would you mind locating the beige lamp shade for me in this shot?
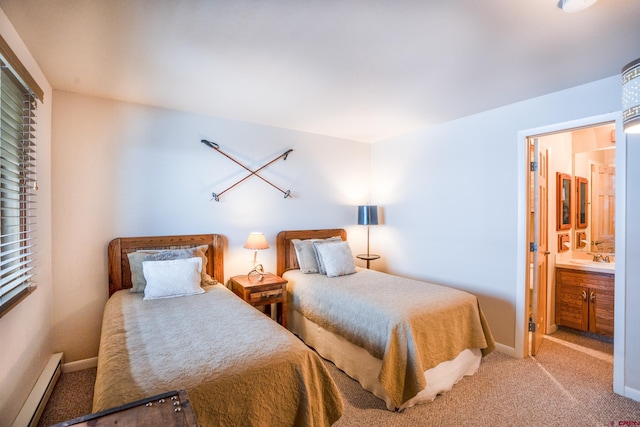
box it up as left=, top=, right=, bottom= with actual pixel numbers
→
left=243, top=232, right=269, bottom=250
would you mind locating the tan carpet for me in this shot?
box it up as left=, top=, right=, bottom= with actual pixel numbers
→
left=37, top=367, right=95, bottom=426
left=37, top=332, right=640, bottom=426
left=331, top=338, right=638, bottom=426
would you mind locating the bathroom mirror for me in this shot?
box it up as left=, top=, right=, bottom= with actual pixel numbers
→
left=575, top=176, right=588, bottom=229
left=572, top=123, right=616, bottom=253
left=556, top=173, right=571, bottom=230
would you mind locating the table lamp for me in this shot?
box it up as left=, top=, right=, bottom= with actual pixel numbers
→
left=244, top=232, right=269, bottom=280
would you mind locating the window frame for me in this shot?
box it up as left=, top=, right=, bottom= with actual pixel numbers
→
left=0, top=35, right=40, bottom=317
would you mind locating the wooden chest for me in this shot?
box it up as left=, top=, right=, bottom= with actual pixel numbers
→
left=51, top=389, right=198, bottom=427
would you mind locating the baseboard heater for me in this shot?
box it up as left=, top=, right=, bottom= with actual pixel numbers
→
left=12, top=353, right=63, bottom=427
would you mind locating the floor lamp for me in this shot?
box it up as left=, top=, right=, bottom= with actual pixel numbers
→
left=356, top=205, right=380, bottom=268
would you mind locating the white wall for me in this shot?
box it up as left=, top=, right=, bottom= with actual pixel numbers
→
left=51, top=91, right=372, bottom=362
left=625, top=132, right=640, bottom=395
left=0, top=8, right=53, bottom=426
left=370, top=75, right=639, bottom=397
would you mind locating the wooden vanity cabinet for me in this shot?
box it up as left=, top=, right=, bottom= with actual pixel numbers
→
left=555, top=267, right=614, bottom=337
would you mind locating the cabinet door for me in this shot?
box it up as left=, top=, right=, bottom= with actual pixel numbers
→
left=556, top=283, right=588, bottom=331
left=590, top=287, right=614, bottom=337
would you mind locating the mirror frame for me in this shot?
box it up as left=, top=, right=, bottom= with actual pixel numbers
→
left=575, top=176, right=588, bottom=229
left=556, top=172, right=572, bottom=230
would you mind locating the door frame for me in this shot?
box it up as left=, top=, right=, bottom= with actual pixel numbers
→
left=528, top=137, right=548, bottom=356
left=515, top=112, right=626, bottom=395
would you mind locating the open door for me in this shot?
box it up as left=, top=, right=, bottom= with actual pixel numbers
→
left=591, top=164, right=615, bottom=253
left=528, top=138, right=549, bottom=356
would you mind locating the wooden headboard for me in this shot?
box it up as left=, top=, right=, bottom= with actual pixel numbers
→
left=107, top=234, right=225, bottom=297
left=276, top=229, right=346, bottom=276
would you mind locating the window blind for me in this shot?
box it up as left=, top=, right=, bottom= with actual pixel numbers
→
left=0, top=55, right=38, bottom=317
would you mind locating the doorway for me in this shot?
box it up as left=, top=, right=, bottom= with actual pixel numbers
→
left=526, top=122, right=616, bottom=356
left=518, top=112, right=626, bottom=397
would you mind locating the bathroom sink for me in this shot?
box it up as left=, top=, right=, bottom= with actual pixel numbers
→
left=569, top=259, right=615, bottom=270
left=570, top=259, right=595, bottom=264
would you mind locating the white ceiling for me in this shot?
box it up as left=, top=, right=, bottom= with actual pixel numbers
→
left=1, top=0, right=639, bottom=143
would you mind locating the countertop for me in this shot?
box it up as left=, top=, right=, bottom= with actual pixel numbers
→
left=555, top=258, right=615, bottom=274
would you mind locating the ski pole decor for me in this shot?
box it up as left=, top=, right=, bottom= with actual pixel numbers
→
left=201, top=139, right=293, bottom=202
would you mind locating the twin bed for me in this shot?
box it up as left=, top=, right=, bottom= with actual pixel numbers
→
left=94, top=234, right=343, bottom=427
left=94, top=230, right=494, bottom=426
left=276, top=229, right=495, bottom=411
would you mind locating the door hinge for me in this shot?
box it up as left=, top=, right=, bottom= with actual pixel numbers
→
left=529, top=242, right=537, bottom=252
left=530, top=161, right=538, bottom=172
left=528, top=321, right=536, bottom=332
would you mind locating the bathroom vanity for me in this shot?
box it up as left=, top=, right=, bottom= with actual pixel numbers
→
left=555, top=264, right=614, bottom=337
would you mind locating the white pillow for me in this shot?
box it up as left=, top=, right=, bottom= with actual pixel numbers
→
left=143, top=245, right=215, bottom=286
left=142, top=257, right=204, bottom=300
left=292, top=237, right=341, bottom=274
left=314, top=241, right=356, bottom=277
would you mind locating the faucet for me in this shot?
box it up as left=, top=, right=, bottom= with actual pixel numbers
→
left=587, top=253, right=611, bottom=263
left=588, top=253, right=604, bottom=262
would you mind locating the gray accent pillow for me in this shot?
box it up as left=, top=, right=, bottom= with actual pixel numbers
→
left=127, top=250, right=160, bottom=293
left=292, top=239, right=320, bottom=273
left=314, top=240, right=356, bottom=277
left=312, top=237, right=344, bottom=275
left=292, top=237, right=341, bottom=274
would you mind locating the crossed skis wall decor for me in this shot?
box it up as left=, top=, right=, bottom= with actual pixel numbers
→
left=201, top=139, right=293, bottom=202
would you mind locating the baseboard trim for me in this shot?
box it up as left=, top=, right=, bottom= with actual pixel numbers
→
left=624, top=385, right=640, bottom=402
left=12, top=353, right=63, bottom=427
left=63, top=357, right=98, bottom=373
left=493, top=342, right=515, bottom=357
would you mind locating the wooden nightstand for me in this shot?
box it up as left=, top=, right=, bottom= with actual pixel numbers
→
left=230, top=273, right=287, bottom=327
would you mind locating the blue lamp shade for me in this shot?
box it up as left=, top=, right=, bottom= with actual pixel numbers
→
left=358, top=205, right=378, bottom=226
